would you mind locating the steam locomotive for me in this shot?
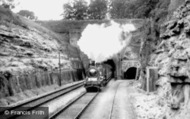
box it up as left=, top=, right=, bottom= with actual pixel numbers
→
left=84, top=63, right=112, bottom=91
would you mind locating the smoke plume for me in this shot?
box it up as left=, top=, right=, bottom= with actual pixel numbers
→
left=77, top=20, right=136, bottom=63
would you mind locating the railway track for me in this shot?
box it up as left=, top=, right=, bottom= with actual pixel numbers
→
left=0, top=81, right=84, bottom=119
left=50, top=92, right=99, bottom=119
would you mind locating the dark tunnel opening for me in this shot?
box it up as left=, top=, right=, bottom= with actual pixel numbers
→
left=103, top=59, right=116, bottom=78
left=124, top=67, right=137, bottom=79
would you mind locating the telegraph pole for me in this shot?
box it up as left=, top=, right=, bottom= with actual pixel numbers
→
left=58, top=49, right=62, bottom=86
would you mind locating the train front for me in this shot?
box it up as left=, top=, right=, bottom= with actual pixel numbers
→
left=84, top=66, right=104, bottom=91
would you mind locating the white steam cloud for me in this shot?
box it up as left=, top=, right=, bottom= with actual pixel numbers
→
left=77, top=21, right=136, bottom=63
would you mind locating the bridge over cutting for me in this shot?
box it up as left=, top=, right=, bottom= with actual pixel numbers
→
left=44, top=19, right=144, bottom=80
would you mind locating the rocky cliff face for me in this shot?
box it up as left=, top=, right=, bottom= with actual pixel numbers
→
left=0, top=7, right=84, bottom=106
left=154, top=0, right=190, bottom=100
left=137, top=0, right=190, bottom=118
left=138, top=0, right=186, bottom=88
left=0, top=22, right=71, bottom=72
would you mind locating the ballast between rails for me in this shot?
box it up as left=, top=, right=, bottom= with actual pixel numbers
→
left=50, top=92, right=99, bottom=119
left=74, top=92, right=99, bottom=119
left=49, top=92, right=87, bottom=119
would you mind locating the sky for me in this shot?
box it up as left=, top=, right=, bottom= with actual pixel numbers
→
left=12, top=0, right=90, bottom=20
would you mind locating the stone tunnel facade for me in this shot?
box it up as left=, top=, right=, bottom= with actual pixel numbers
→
left=121, top=60, right=141, bottom=80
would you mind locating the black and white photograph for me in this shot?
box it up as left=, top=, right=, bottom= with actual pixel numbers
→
left=0, top=0, right=190, bottom=119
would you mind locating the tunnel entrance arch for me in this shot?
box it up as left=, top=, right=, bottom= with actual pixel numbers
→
left=124, top=67, right=137, bottom=79
left=103, top=59, right=116, bottom=78
left=122, top=60, right=140, bottom=80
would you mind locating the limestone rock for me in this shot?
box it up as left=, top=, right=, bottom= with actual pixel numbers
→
left=0, top=7, right=84, bottom=101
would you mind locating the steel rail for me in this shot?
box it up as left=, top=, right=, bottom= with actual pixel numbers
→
left=49, top=92, right=86, bottom=119
left=74, top=92, right=99, bottom=119
left=50, top=92, right=99, bottom=119
left=0, top=81, right=84, bottom=119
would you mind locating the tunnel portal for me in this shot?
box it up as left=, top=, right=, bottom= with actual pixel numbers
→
left=123, top=67, right=137, bottom=79
left=103, top=59, right=116, bottom=78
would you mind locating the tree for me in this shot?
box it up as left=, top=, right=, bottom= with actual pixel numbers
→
left=109, top=0, right=160, bottom=19
left=109, top=0, right=129, bottom=19
left=17, top=10, right=36, bottom=20
left=62, top=0, right=88, bottom=20
left=87, top=0, right=108, bottom=20
left=1, top=0, right=19, bottom=9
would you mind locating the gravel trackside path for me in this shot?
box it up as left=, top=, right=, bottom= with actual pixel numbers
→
left=111, top=80, right=137, bottom=119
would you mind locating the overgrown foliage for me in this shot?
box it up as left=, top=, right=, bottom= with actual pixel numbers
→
left=17, top=10, right=37, bottom=20
left=62, top=0, right=88, bottom=20
left=62, top=0, right=162, bottom=20
left=62, top=0, right=108, bottom=20
left=1, top=0, right=19, bottom=9
left=109, top=0, right=159, bottom=19
left=87, top=0, right=108, bottom=20
left=109, top=0, right=130, bottom=19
